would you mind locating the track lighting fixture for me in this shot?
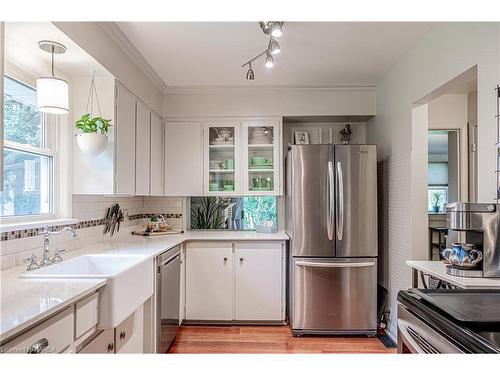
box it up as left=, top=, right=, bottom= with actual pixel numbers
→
left=241, top=22, right=285, bottom=80
left=259, top=22, right=284, bottom=38
left=246, top=62, right=255, bottom=80
left=268, top=37, right=280, bottom=55
left=265, top=51, right=274, bottom=68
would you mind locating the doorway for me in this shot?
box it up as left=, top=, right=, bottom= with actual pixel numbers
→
left=410, top=66, right=478, bottom=261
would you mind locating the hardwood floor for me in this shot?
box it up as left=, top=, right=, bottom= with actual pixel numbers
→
left=168, top=325, right=396, bottom=354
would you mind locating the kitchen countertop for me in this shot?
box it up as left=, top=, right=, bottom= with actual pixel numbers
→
left=0, top=230, right=288, bottom=342
left=406, top=260, right=500, bottom=289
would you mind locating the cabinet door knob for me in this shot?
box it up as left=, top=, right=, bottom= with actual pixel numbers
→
left=223, top=257, right=228, bottom=262
left=107, top=342, right=114, bottom=352
left=240, top=257, right=244, bottom=262
left=120, top=331, right=126, bottom=340
left=27, top=338, right=49, bottom=354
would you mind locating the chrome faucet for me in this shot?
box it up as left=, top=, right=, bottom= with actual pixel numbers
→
left=39, top=226, right=77, bottom=267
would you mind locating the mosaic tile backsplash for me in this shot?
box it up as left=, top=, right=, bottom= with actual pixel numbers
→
left=0, top=195, right=184, bottom=270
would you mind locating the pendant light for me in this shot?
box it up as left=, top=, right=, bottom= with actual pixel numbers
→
left=268, top=37, right=281, bottom=55
left=36, top=40, right=69, bottom=114
left=265, top=51, right=274, bottom=68
left=246, top=62, right=255, bottom=80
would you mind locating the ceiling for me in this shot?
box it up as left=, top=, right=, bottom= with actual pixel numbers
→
left=5, top=22, right=112, bottom=80
left=117, top=22, right=435, bottom=88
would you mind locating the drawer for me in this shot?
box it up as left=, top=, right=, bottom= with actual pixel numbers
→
left=75, top=292, right=99, bottom=339
left=114, top=312, right=135, bottom=352
left=1, top=307, right=74, bottom=353
left=78, top=329, right=114, bottom=354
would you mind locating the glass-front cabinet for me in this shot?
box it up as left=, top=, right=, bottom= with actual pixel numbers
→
left=242, top=119, right=281, bottom=195
left=204, top=120, right=241, bottom=195
left=203, top=118, right=281, bottom=196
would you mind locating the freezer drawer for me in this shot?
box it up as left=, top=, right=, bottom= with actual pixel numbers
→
left=291, top=257, right=377, bottom=334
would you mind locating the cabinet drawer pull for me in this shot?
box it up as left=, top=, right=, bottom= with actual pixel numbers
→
left=27, top=338, right=49, bottom=354
left=120, top=331, right=126, bottom=340
left=107, top=342, right=114, bottom=352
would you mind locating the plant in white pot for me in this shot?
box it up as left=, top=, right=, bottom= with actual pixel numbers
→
left=75, top=73, right=111, bottom=156
left=75, top=114, right=111, bottom=155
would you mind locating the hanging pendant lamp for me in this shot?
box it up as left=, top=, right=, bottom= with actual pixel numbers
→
left=36, top=40, right=69, bottom=114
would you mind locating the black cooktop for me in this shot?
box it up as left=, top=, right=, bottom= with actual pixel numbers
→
left=398, top=289, right=500, bottom=353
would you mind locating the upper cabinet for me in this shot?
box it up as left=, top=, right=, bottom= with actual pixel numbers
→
left=204, top=120, right=241, bottom=196
left=242, top=119, right=281, bottom=196
left=164, top=121, right=203, bottom=196
left=72, top=80, right=162, bottom=196
left=202, top=117, right=282, bottom=196
left=135, top=100, right=151, bottom=196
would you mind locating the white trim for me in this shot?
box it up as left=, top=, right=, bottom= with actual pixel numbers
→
left=98, top=23, right=167, bottom=93
left=164, top=85, right=377, bottom=95
left=0, top=218, right=77, bottom=233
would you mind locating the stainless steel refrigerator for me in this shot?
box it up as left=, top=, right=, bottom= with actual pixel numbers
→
left=286, top=144, right=378, bottom=336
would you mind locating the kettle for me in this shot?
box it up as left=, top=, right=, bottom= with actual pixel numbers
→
left=442, top=243, right=483, bottom=269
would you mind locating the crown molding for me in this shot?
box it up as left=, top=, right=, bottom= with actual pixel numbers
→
left=164, top=84, right=377, bottom=95
left=98, top=22, right=167, bottom=93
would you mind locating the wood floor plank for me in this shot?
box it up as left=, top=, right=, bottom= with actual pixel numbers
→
left=167, top=325, right=396, bottom=354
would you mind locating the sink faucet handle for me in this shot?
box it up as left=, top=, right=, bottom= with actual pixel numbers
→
left=24, top=254, right=40, bottom=271
left=52, top=248, right=66, bottom=263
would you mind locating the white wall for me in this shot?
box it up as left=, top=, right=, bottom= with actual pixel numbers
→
left=163, top=87, right=375, bottom=118
left=53, top=22, right=163, bottom=114
left=366, top=23, right=500, bottom=338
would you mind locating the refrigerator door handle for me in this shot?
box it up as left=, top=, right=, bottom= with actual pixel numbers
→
left=336, top=161, right=344, bottom=240
left=327, top=161, right=334, bottom=240
left=295, top=261, right=375, bottom=268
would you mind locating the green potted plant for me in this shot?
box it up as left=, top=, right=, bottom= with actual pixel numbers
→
left=75, top=73, right=111, bottom=156
left=75, top=113, right=111, bottom=155
left=430, top=191, right=444, bottom=213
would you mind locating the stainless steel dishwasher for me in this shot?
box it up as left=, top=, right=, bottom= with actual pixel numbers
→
left=156, top=245, right=181, bottom=353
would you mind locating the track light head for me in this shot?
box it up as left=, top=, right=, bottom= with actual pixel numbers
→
left=259, top=22, right=284, bottom=38
left=246, top=63, right=255, bottom=80
left=265, top=51, right=274, bottom=68
left=269, top=38, right=281, bottom=55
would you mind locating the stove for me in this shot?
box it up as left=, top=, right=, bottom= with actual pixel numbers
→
left=397, top=289, right=500, bottom=353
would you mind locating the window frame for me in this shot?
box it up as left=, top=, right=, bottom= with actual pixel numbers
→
left=1, top=71, right=59, bottom=223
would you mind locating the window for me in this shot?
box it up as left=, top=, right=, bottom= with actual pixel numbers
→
left=190, top=196, right=278, bottom=230
left=1, top=76, right=54, bottom=218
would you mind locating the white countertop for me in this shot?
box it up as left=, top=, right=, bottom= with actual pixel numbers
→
left=406, top=260, right=500, bottom=289
left=0, top=230, right=288, bottom=342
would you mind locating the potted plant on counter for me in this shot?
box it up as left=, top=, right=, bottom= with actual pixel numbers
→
left=430, top=191, right=444, bottom=213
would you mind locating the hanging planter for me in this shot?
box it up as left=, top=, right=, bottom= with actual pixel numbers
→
left=75, top=72, right=111, bottom=156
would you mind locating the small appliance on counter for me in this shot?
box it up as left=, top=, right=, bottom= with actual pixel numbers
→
left=397, top=289, right=500, bottom=353
left=444, top=203, right=500, bottom=277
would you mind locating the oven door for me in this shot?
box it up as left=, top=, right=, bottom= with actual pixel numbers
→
left=291, top=257, right=377, bottom=334
left=397, top=304, right=464, bottom=353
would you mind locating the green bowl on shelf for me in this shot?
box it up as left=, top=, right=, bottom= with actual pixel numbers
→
left=251, top=156, right=269, bottom=165
left=223, top=185, right=234, bottom=191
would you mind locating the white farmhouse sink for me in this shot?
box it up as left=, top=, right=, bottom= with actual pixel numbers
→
left=20, top=254, right=153, bottom=329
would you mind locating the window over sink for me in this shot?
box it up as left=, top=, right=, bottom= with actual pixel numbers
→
left=189, top=196, right=277, bottom=230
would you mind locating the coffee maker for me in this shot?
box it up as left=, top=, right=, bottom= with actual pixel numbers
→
left=446, top=203, right=500, bottom=277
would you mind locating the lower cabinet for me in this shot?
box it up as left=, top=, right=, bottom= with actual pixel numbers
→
left=185, top=242, right=233, bottom=320
left=185, top=241, right=285, bottom=322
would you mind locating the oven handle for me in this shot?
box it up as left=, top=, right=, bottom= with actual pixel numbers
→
left=397, top=319, right=425, bottom=354
left=295, top=261, right=375, bottom=268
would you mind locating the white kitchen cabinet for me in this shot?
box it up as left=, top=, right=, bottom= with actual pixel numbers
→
left=234, top=242, right=283, bottom=320
left=150, top=112, right=164, bottom=196
left=185, top=242, right=233, bottom=320
left=78, top=329, right=115, bottom=354
left=135, top=100, right=151, bottom=195
left=115, top=306, right=144, bottom=353
left=115, top=82, right=136, bottom=195
left=164, top=121, right=203, bottom=196
left=184, top=241, right=285, bottom=322
left=75, top=292, right=99, bottom=339
left=242, top=119, right=282, bottom=196
left=204, top=120, right=241, bottom=196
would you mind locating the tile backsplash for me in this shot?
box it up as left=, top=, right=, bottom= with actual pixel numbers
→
left=0, top=195, right=184, bottom=270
